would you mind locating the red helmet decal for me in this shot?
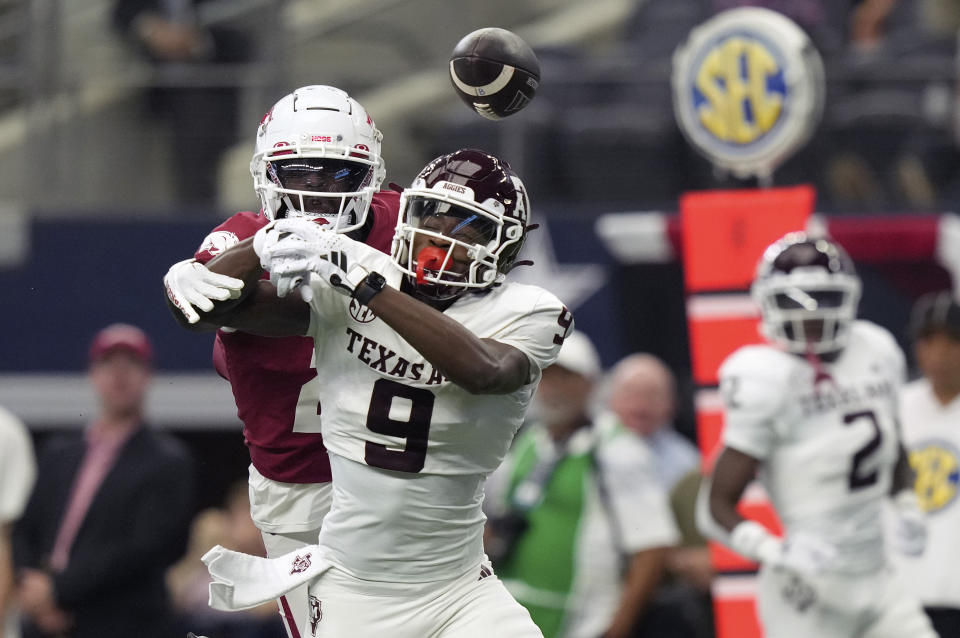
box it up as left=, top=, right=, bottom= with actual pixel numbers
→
left=272, top=141, right=293, bottom=156
left=259, top=107, right=274, bottom=126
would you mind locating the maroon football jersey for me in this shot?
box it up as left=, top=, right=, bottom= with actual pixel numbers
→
left=195, top=191, right=400, bottom=483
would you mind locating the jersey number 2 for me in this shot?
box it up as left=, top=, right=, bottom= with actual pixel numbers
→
left=844, top=410, right=882, bottom=491
left=364, top=378, right=434, bottom=473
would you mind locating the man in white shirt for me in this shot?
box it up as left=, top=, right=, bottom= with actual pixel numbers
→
left=485, top=332, right=680, bottom=638
left=894, top=291, right=960, bottom=637
left=606, top=353, right=700, bottom=491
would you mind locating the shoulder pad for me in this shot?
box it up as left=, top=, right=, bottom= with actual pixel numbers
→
left=718, top=345, right=796, bottom=415
left=848, top=320, right=906, bottom=378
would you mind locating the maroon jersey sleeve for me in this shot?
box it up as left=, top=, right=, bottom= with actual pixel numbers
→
left=194, top=211, right=268, bottom=265
left=365, top=191, right=401, bottom=254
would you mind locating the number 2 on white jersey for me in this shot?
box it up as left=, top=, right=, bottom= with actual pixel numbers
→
left=292, top=374, right=323, bottom=434
left=844, top=409, right=882, bottom=491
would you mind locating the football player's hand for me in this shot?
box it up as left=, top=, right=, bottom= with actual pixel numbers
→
left=774, top=532, right=837, bottom=576
left=893, top=490, right=927, bottom=556
left=259, top=219, right=368, bottom=301
left=252, top=220, right=282, bottom=270
left=271, top=217, right=343, bottom=245
left=164, top=258, right=244, bottom=324
left=269, top=241, right=370, bottom=302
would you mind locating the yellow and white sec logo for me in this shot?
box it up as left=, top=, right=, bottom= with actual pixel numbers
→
left=909, top=441, right=960, bottom=513
left=672, top=7, right=824, bottom=180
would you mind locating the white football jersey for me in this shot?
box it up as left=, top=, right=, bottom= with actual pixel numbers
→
left=719, top=320, right=906, bottom=574
left=305, top=243, right=568, bottom=583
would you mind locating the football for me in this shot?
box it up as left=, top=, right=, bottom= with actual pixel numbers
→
left=449, top=27, right=540, bottom=120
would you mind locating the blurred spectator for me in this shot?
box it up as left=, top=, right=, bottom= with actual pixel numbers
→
left=0, top=407, right=35, bottom=638
left=12, top=323, right=196, bottom=638
left=110, top=0, right=252, bottom=207
left=167, top=480, right=280, bottom=638
left=662, top=467, right=715, bottom=638
left=606, top=353, right=700, bottom=491
left=893, top=291, right=960, bottom=637
left=485, top=332, right=680, bottom=638
left=606, top=354, right=713, bottom=638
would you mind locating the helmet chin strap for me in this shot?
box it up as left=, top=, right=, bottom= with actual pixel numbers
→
left=280, top=193, right=355, bottom=228
left=805, top=347, right=834, bottom=387
left=281, top=194, right=300, bottom=218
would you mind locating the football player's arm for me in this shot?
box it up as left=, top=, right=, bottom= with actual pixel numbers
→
left=367, top=287, right=529, bottom=394
left=890, top=441, right=915, bottom=495
left=889, top=439, right=927, bottom=555
left=696, top=447, right=786, bottom=565
left=174, top=238, right=310, bottom=337
left=701, top=447, right=760, bottom=533
left=696, top=355, right=785, bottom=562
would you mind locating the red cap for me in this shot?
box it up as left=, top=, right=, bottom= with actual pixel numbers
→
left=89, top=323, right=153, bottom=364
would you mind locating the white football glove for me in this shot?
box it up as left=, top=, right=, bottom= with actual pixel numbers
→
left=892, top=490, right=927, bottom=556
left=272, top=217, right=343, bottom=244
left=776, top=531, right=838, bottom=576
left=164, top=258, right=245, bottom=324
left=252, top=220, right=281, bottom=270
left=267, top=239, right=371, bottom=302
left=258, top=220, right=369, bottom=302
left=730, top=520, right=837, bottom=576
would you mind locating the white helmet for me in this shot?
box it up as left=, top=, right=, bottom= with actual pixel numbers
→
left=752, top=232, right=862, bottom=355
left=250, top=85, right=386, bottom=232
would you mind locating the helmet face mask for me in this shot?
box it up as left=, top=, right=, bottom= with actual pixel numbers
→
left=753, top=233, right=862, bottom=355
left=251, top=85, right=385, bottom=231
left=391, top=149, right=529, bottom=301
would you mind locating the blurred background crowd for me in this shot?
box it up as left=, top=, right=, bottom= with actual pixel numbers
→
left=1, top=0, right=960, bottom=636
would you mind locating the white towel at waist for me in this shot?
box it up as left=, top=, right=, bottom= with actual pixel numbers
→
left=202, top=543, right=330, bottom=611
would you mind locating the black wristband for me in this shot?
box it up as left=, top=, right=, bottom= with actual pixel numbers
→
left=352, top=271, right=387, bottom=306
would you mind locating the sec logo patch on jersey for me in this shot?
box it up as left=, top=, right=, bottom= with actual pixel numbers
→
left=909, top=440, right=960, bottom=513
left=349, top=298, right=376, bottom=323
left=671, top=7, right=824, bottom=180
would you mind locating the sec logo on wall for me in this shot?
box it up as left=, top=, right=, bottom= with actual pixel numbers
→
left=671, top=7, right=825, bottom=181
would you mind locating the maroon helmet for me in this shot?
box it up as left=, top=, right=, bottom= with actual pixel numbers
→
left=390, top=148, right=530, bottom=300
left=752, top=232, right=862, bottom=354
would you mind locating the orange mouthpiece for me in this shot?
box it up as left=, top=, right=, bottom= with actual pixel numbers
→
left=416, top=246, right=447, bottom=284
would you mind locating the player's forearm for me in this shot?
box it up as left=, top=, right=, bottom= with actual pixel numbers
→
left=367, top=287, right=529, bottom=394
left=196, top=239, right=311, bottom=335
left=206, top=238, right=264, bottom=296
left=890, top=444, right=915, bottom=495
left=706, top=447, right=759, bottom=533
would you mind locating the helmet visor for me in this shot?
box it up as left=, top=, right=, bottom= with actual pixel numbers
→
left=269, top=158, right=370, bottom=194
left=405, top=196, right=497, bottom=246
left=773, top=289, right=847, bottom=310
